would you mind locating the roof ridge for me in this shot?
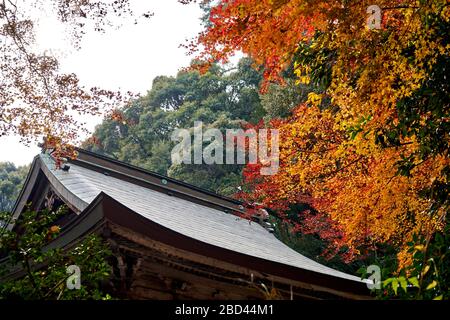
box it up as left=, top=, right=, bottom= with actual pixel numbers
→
left=75, top=147, right=243, bottom=205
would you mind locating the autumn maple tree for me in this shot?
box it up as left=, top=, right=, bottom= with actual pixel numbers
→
left=188, top=0, right=449, bottom=271
left=0, top=0, right=142, bottom=160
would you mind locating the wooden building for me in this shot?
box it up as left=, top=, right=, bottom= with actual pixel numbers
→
left=6, top=149, right=370, bottom=299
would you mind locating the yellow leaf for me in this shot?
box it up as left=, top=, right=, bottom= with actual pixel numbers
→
left=426, top=280, right=437, bottom=290
left=421, top=265, right=430, bottom=277
left=414, top=245, right=425, bottom=251
left=391, top=279, right=399, bottom=295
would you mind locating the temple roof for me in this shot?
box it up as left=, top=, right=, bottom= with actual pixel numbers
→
left=11, top=149, right=369, bottom=296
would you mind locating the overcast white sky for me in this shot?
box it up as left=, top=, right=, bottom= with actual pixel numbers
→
left=0, top=0, right=204, bottom=166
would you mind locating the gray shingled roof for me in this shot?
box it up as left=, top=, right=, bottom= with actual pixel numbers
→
left=40, top=153, right=364, bottom=283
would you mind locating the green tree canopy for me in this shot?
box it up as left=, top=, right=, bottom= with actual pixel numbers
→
left=0, top=163, right=29, bottom=212
left=84, top=58, right=266, bottom=196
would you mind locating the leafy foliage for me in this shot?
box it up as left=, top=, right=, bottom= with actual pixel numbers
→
left=84, top=58, right=266, bottom=196
left=0, top=162, right=29, bottom=212
left=379, top=221, right=450, bottom=300
left=0, top=207, right=112, bottom=300
left=0, top=0, right=145, bottom=158
left=261, top=79, right=315, bottom=120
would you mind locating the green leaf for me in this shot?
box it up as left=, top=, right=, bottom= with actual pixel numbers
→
left=382, top=278, right=393, bottom=287
left=408, top=277, right=419, bottom=288
left=433, top=295, right=443, bottom=300
left=398, top=277, right=408, bottom=293
left=392, top=279, right=399, bottom=295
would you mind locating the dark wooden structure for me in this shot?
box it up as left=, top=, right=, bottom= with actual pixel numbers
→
left=6, top=149, right=370, bottom=299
